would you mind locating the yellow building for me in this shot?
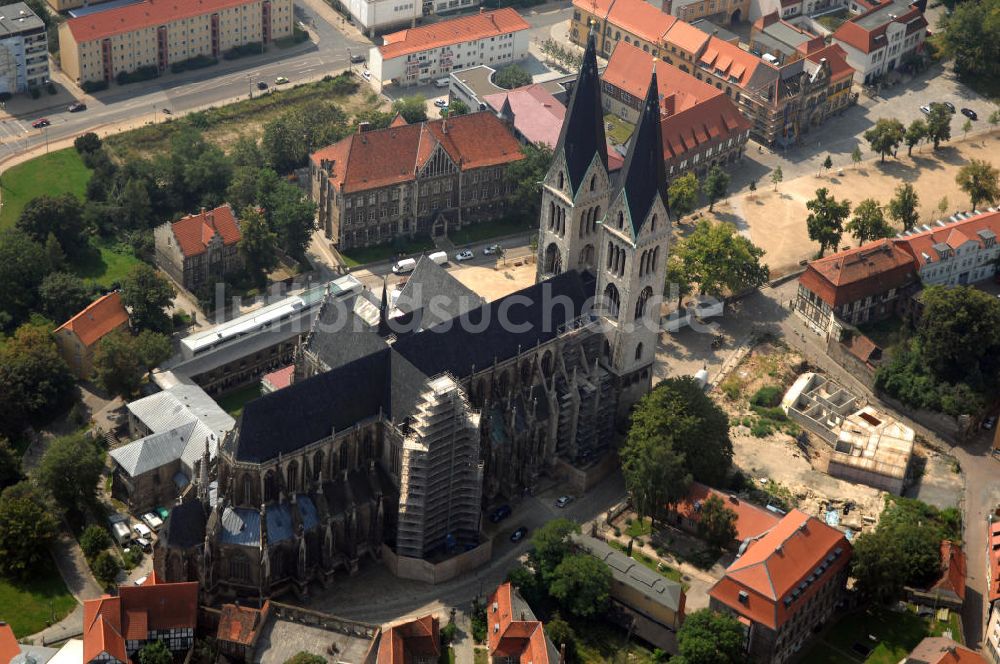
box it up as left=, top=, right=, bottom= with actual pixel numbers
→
left=58, top=0, right=293, bottom=85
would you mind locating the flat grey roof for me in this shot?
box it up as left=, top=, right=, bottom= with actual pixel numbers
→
left=571, top=533, right=684, bottom=612
left=855, top=0, right=915, bottom=30
left=0, top=3, right=45, bottom=36
left=690, top=19, right=739, bottom=44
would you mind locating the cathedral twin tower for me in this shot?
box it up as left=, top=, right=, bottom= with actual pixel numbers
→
left=536, top=31, right=671, bottom=392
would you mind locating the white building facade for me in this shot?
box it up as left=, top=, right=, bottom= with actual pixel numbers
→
left=0, top=3, right=48, bottom=94
left=895, top=210, right=1000, bottom=287
left=369, top=8, right=530, bottom=88
left=831, top=0, right=927, bottom=84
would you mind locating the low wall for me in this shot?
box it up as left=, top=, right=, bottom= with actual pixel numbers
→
left=787, top=407, right=838, bottom=445
left=552, top=451, right=619, bottom=494
left=825, top=337, right=876, bottom=389
left=267, top=602, right=379, bottom=639
left=381, top=539, right=493, bottom=584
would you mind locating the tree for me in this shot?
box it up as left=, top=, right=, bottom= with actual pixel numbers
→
left=926, top=104, right=952, bottom=149
left=506, top=565, right=543, bottom=607
left=283, top=653, right=326, bottom=664
left=544, top=614, right=578, bottom=664
left=937, top=196, right=949, bottom=217
left=493, top=64, right=532, bottom=90
left=0, top=481, right=58, bottom=578
left=36, top=432, right=105, bottom=512
left=528, top=518, right=580, bottom=581
left=846, top=198, right=892, bottom=245
left=80, top=524, right=111, bottom=559
left=265, top=181, right=317, bottom=258
left=447, top=98, right=470, bottom=116
left=990, top=109, right=1000, bottom=131
left=138, top=641, right=172, bottom=664
left=674, top=220, right=769, bottom=298
left=118, top=178, right=153, bottom=230
left=667, top=172, right=700, bottom=219
left=506, top=142, right=552, bottom=220
left=770, top=165, right=783, bottom=191
left=904, top=119, right=927, bottom=156
left=623, top=377, right=732, bottom=521
left=0, top=438, right=20, bottom=491
left=91, top=550, right=121, bottom=588
left=44, top=233, right=66, bottom=271
left=16, top=194, right=87, bottom=258
left=703, top=165, right=730, bottom=212
left=805, top=188, right=851, bottom=257
left=938, top=0, right=1000, bottom=82
left=887, top=183, right=919, bottom=231
left=39, top=272, right=92, bottom=324
left=697, top=495, right=737, bottom=550
left=230, top=134, right=264, bottom=169
left=664, top=255, right=693, bottom=310
left=863, top=118, right=904, bottom=162
left=262, top=115, right=308, bottom=174
left=962, top=117, right=973, bottom=139
left=548, top=554, right=611, bottom=618
left=673, top=610, right=745, bottom=664
left=121, top=263, right=175, bottom=333
left=93, top=329, right=172, bottom=397
left=748, top=179, right=757, bottom=199
left=917, top=285, right=1000, bottom=383
left=0, top=320, right=76, bottom=437
left=851, top=145, right=863, bottom=168
left=821, top=154, right=833, bottom=175
left=239, top=206, right=279, bottom=287
left=392, top=95, right=427, bottom=124
left=956, top=159, right=1000, bottom=210
left=74, top=132, right=102, bottom=156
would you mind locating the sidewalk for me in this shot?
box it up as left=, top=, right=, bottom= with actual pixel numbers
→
left=28, top=528, right=103, bottom=645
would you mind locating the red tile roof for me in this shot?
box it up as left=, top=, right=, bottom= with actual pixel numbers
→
left=664, top=19, right=711, bottom=54
left=311, top=112, right=523, bottom=194
left=487, top=583, right=554, bottom=664
left=376, top=615, right=440, bottom=664
left=672, top=482, right=782, bottom=542
left=55, top=291, right=130, bottom=348
left=378, top=8, right=530, bottom=59
left=988, top=516, right=1000, bottom=603
left=605, top=0, right=676, bottom=44
left=894, top=210, right=1000, bottom=267
left=798, top=239, right=918, bottom=307
left=0, top=622, right=19, bottom=664
left=217, top=601, right=269, bottom=647
left=83, top=596, right=127, bottom=664
left=928, top=540, right=966, bottom=602
left=907, top=637, right=987, bottom=664
left=603, top=40, right=717, bottom=113
left=804, top=43, right=855, bottom=81
left=832, top=4, right=926, bottom=54
left=843, top=332, right=880, bottom=365
left=698, top=36, right=770, bottom=88
left=661, top=92, right=750, bottom=159
left=118, top=581, right=198, bottom=635
left=262, top=365, right=295, bottom=392
left=484, top=84, right=566, bottom=148
left=709, top=509, right=850, bottom=630
left=168, top=204, right=241, bottom=259
left=66, top=0, right=257, bottom=43
left=571, top=0, right=615, bottom=20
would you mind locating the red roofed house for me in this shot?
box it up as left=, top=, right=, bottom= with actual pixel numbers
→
left=57, top=0, right=293, bottom=85
left=216, top=601, right=270, bottom=661
left=54, top=291, right=131, bottom=378
left=709, top=509, right=851, bottom=664
left=83, top=577, right=198, bottom=664
left=908, top=541, right=967, bottom=610
left=0, top=621, right=19, bottom=664
left=261, top=365, right=295, bottom=394
left=893, top=210, right=1000, bottom=288
left=570, top=0, right=678, bottom=60
left=155, top=204, right=243, bottom=293
left=487, top=583, right=558, bottom=664
left=905, top=637, right=987, bottom=664
left=369, top=9, right=531, bottom=88
left=309, top=111, right=523, bottom=250
left=831, top=0, right=927, bottom=84
left=371, top=615, right=440, bottom=664
left=985, top=510, right=1000, bottom=664
left=665, top=481, right=782, bottom=549
left=795, top=239, right=920, bottom=336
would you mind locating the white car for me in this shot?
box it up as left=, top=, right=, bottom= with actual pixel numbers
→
left=133, top=522, right=152, bottom=539
left=434, top=99, right=449, bottom=108
left=483, top=244, right=501, bottom=255
left=455, top=250, right=474, bottom=261
left=362, top=70, right=371, bottom=81
left=919, top=105, right=931, bottom=115
left=275, top=76, right=289, bottom=84
left=555, top=495, right=573, bottom=508
left=134, top=575, right=148, bottom=586
left=141, top=512, right=163, bottom=530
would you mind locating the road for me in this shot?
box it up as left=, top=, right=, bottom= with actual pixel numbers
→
left=0, top=0, right=369, bottom=162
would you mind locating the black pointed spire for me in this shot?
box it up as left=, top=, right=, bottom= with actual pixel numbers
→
left=378, top=278, right=390, bottom=336
left=616, top=68, right=667, bottom=235
left=554, top=28, right=608, bottom=195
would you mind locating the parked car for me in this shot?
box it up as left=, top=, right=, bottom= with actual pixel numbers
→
left=510, top=526, right=528, bottom=542
left=362, top=70, right=371, bottom=81
left=434, top=99, right=448, bottom=108
left=350, top=54, right=366, bottom=64
left=162, top=108, right=172, bottom=115
left=257, top=81, right=269, bottom=90
left=275, top=76, right=289, bottom=84
left=961, top=108, right=978, bottom=120
left=483, top=244, right=501, bottom=255
left=983, top=415, right=997, bottom=430
left=68, top=102, right=87, bottom=112
left=455, top=249, right=474, bottom=261
left=942, top=101, right=956, bottom=113
left=919, top=105, right=931, bottom=116
left=555, top=495, right=573, bottom=508
left=133, top=522, right=152, bottom=539
left=31, top=118, right=50, bottom=128
left=134, top=575, right=148, bottom=586
left=132, top=536, right=152, bottom=552
left=142, top=512, right=164, bottom=530
left=489, top=505, right=512, bottom=523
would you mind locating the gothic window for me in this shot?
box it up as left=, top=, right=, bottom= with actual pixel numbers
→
left=592, top=206, right=601, bottom=233
left=617, top=211, right=624, bottom=230
left=544, top=243, right=562, bottom=275
left=606, top=241, right=614, bottom=270
left=558, top=171, right=565, bottom=189
left=579, top=243, right=595, bottom=269
left=635, top=343, right=644, bottom=361
left=497, top=370, right=510, bottom=395
left=242, top=474, right=252, bottom=506
left=230, top=553, right=249, bottom=581
left=635, top=286, right=653, bottom=320
left=580, top=209, right=588, bottom=238
left=340, top=443, right=350, bottom=472
left=286, top=461, right=299, bottom=494
left=604, top=283, right=621, bottom=318
left=313, top=451, right=324, bottom=480
left=263, top=470, right=276, bottom=503
left=651, top=214, right=657, bottom=232
left=590, top=174, right=596, bottom=191
left=652, top=246, right=660, bottom=272
left=520, top=360, right=532, bottom=384
left=362, top=433, right=374, bottom=462
left=639, top=250, right=647, bottom=276
left=602, top=339, right=611, bottom=361
left=541, top=350, right=553, bottom=377
left=548, top=201, right=555, bottom=230
left=618, top=248, right=626, bottom=277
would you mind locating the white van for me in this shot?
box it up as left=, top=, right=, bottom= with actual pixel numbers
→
left=434, top=78, right=450, bottom=88
left=392, top=258, right=417, bottom=274
left=111, top=521, right=131, bottom=545
left=428, top=250, right=448, bottom=266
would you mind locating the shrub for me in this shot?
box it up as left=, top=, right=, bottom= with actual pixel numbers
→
left=750, top=385, right=783, bottom=407
left=116, top=65, right=159, bottom=85
left=28, top=86, right=40, bottom=99
left=613, top=527, right=621, bottom=537
left=170, top=55, right=217, bottom=74
left=720, top=377, right=740, bottom=401
left=91, top=550, right=121, bottom=587
left=80, top=524, right=111, bottom=559
left=82, top=79, right=109, bottom=93
left=440, top=622, right=458, bottom=645
left=46, top=82, right=57, bottom=95
left=122, top=546, right=143, bottom=569
left=750, top=419, right=774, bottom=437
left=222, top=43, right=264, bottom=60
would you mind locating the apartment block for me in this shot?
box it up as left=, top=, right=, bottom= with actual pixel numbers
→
left=832, top=0, right=927, bottom=84
left=894, top=209, right=1000, bottom=287
left=58, top=0, right=293, bottom=85
left=0, top=3, right=49, bottom=94
left=369, top=8, right=530, bottom=88
left=395, top=374, right=483, bottom=559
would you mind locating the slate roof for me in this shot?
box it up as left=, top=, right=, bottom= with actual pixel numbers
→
left=553, top=30, right=608, bottom=195
left=55, top=291, right=129, bottom=348
left=164, top=498, right=206, bottom=548
left=220, top=506, right=261, bottom=547
left=308, top=295, right=389, bottom=371
left=613, top=70, right=668, bottom=235
left=393, top=257, right=484, bottom=330
left=110, top=420, right=200, bottom=476
left=571, top=533, right=685, bottom=612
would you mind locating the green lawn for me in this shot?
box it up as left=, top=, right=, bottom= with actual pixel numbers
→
left=217, top=383, right=263, bottom=416
left=448, top=217, right=535, bottom=246
left=626, top=517, right=652, bottom=538
left=0, top=562, right=77, bottom=638
left=70, top=237, right=143, bottom=288
left=0, top=148, right=92, bottom=229
left=473, top=649, right=488, bottom=664
left=338, top=235, right=437, bottom=268
left=574, top=619, right=656, bottom=664
left=604, top=114, right=634, bottom=146
left=802, top=606, right=936, bottom=664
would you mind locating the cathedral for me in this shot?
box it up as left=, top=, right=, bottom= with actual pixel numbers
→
left=155, top=31, right=672, bottom=601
